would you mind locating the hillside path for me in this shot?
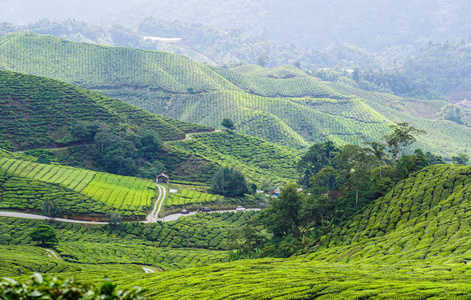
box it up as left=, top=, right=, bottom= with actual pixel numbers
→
left=183, top=130, right=222, bottom=141
left=45, top=249, right=60, bottom=260
left=147, top=184, right=166, bottom=222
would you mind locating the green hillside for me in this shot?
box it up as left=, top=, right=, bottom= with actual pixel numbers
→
left=230, top=64, right=310, bottom=78
left=0, top=211, right=254, bottom=276
left=0, top=33, right=436, bottom=153
left=307, top=164, right=471, bottom=264
left=168, top=131, right=302, bottom=185
left=0, top=69, right=211, bottom=151
left=5, top=165, right=471, bottom=298
left=0, top=156, right=155, bottom=219
left=328, top=83, right=471, bottom=155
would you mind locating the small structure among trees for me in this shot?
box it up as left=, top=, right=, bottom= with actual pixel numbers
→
left=155, top=173, right=170, bottom=184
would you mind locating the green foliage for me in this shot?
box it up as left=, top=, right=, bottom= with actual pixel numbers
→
left=260, top=183, right=303, bottom=239
left=40, top=199, right=61, bottom=221
left=297, top=141, right=340, bottom=187
left=383, top=122, right=426, bottom=161
left=212, top=166, right=248, bottom=197
left=0, top=69, right=209, bottom=151
left=221, top=118, right=235, bottom=131
left=0, top=157, right=155, bottom=219
left=0, top=273, right=145, bottom=299
left=168, top=131, right=301, bottom=186
left=440, top=104, right=463, bottom=124
left=452, top=153, right=469, bottom=165
left=29, top=224, right=57, bottom=247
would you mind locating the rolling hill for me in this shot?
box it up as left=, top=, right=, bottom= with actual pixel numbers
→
left=4, top=164, right=471, bottom=298
left=1, top=33, right=471, bottom=157
left=0, top=69, right=302, bottom=188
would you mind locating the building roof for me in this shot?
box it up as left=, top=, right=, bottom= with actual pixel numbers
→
left=156, top=173, right=170, bottom=178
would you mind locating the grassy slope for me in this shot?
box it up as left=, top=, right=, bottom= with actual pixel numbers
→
left=307, top=164, right=471, bottom=264
left=0, top=32, right=457, bottom=153
left=0, top=156, right=155, bottom=218
left=329, top=83, right=471, bottom=155
left=0, top=211, right=254, bottom=276
left=0, top=69, right=213, bottom=150
left=120, top=164, right=471, bottom=298
left=168, top=131, right=302, bottom=185
left=0, top=67, right=302, bottom=186
left=5, top=166, right=471, bottom=298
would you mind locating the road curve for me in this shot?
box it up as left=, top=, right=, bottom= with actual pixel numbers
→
left=147, top=184, right=166, bottom=222
left=0, top=209, right=260, bottom=225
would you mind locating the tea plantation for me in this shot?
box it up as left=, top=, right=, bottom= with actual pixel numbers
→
left=0, top=157, right=156, bottom=219
left=0, top=69, right=212, bottom=151
left=168, top=131, right=302, bottom=185
left=3, top=33, right=471, bottom=156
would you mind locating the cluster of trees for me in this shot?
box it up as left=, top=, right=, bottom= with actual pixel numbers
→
left=233, top=123, right=468, bottom=258
left=70, top=121, right=166, bottom=178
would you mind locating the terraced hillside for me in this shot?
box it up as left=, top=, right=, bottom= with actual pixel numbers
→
left=328, top=83, right=471, bottom=155
left=110, top=164, right=471, bottom=298
left=0, top=157, right=155, bottom=219
left=5, top=165, right=471, bottom=298
left=0, top=69, right=211, bottom=151
left=168, top=131, right=302, bottom=185
left=307, top=164, right=471, bottom=264
left=0, top=33, right=433, bottom=152
left=0, top=70, right=304, bottom=187
left=0, top=211, right=254, bottom=276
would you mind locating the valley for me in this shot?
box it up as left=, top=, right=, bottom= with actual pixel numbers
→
left=1, top=15, right=471, bottom=298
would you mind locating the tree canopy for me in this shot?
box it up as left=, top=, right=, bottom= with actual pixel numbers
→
left=211, top=166, right=248, bottom=197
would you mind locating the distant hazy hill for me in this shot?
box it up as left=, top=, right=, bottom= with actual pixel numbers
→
left=1, top=0, right=470, bottom=51
left=2, top=33, right=471, bottom=157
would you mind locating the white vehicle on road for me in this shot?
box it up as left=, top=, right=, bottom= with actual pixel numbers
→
left=236, top=206, right=246, bottom=211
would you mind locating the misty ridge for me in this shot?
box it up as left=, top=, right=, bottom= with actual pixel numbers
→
left=1, top=0, right=470, bottom=102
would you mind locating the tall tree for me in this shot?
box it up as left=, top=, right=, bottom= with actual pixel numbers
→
left=259, top=182, right=303, bottom=238
left=452, top=153, right=469, bottom=165
left=40, top=200, right=61, bottom=222
left=297, top=141, right=340, bottom=187
left=212, top=166, right=248, bottom=197
left=29, top=224, right=58, bottom=247
left=221, top=118, right=236, bottom=131
left=334, top=144, right=375, bottom=206
left=383, top=122, right=426, bottom=161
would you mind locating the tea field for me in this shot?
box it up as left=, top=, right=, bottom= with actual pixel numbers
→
left=0, top=157, right=156, bottom=218
left=4, top=33, right=471, bottom=156
left=0, top=70, right=211, bottom=151
left=168, top=131, right=302, bottom=185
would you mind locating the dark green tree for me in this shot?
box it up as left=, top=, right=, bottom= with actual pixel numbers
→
left=221, top=118, right=236, bottom=131
left=308, top=166, right=339, bottom=196
left=440, top=104, right=463, bottom=124
left=40, top=199, right=61, bottom=221
left=138, top=130, right=162, bottom=161
left=29, top=224, right=58, bottom=247
left=107, top=212, right=122, bottom=226
left=334, top=144, right=375, bottom=206
left=259, top=182, right=303, bottom=238
left=212, top=166, right=248, bottom=197
left=452, top=153, right=469, bottom=165
left=297, top=141, right=340, bottom=187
